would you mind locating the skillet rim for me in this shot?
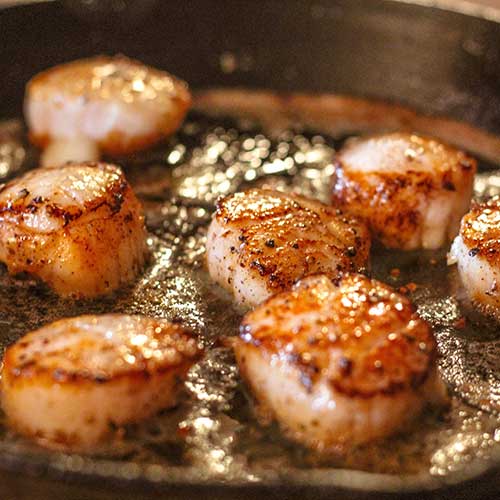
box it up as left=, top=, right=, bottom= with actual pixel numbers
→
left=0, top=0, right=499, bottom=498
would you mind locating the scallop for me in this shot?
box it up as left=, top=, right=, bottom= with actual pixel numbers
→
left=332, top=133, right=477, bottom=249
left=206, top=189, right=370, bottom=308
left=449, top=196, right=500, bottom=320
left=25, top=55, right=191, bottom=165
left=234, top=274, right=446, bottom=451
left=1, top=314, right=201, bottom=452
left=0, top=161, right=146, bottom=298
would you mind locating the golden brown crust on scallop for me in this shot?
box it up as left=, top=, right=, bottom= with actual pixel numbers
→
left=0, top=162, right=147, bottom=297
left=27, top=55, right=191, bottom=104
left=215, top=189, right=370, bottom=293
left=239, top=274, right=436, bottom=398
left=331, top=133, right=476, bottom=248
left=0, top=162, right=128, bottom=224
left=2, top=315, right=201, bottom=384
left=1, top=314, right=202, bottom=452
left=459, top=196, right=500, bottom=265
left=27, top=55, right=192, bottom=155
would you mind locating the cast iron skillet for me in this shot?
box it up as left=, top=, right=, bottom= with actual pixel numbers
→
left=0, top=1, right=499, bottom=499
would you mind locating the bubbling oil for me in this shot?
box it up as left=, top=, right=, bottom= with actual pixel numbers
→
left=0, top=96, right=498, bottom=488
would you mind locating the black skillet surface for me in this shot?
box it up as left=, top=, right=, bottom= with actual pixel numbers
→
left=0, top=1, right=500, bottom=499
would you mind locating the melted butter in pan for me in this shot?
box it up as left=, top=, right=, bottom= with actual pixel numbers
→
left=0, top=101, right=498, bottom=486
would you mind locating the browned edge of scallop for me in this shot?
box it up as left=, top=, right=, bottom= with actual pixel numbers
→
left=237, top=273, right=438, bottom=399
left=0, top=163, right=132, bottom=226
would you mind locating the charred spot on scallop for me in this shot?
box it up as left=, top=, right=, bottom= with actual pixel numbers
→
left=206, top=189, right=371, bottom=308
left=449, top=196, right=500, bottom=320
left=332, top=133, right=477, bottom=250
left=0, top=161, right=146, bottom=298
left=1, top=314, right=201, bottom=452
left=234, top=274, right=445, bottom=450
left=25, top=55, right=192, bottom=165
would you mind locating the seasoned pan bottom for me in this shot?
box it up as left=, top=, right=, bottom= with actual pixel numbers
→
left=0, top=90, right=498, bottom=492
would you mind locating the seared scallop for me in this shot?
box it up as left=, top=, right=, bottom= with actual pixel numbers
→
left=0, top=162, right=146, bottom=298
left=1, top=314, right=201, bottom=452
left=206, top=189, right=370, bottom=308
left=25, top=55, right=191, bottom=165
left=449, top=196, right=500, bottom=320
left=234, top=274, right=445, bottom=451
left=332, top=133, right=477, bottom=249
